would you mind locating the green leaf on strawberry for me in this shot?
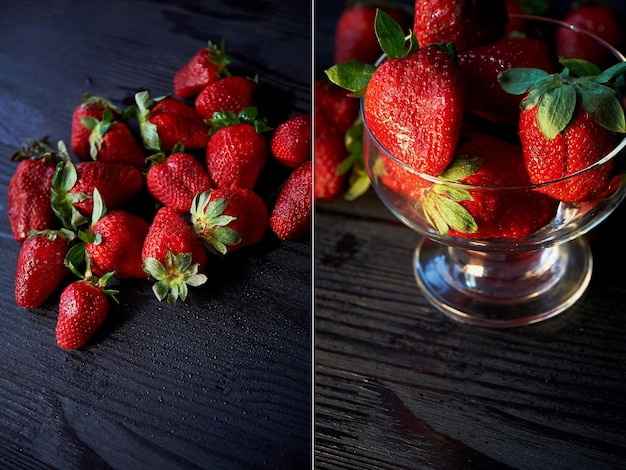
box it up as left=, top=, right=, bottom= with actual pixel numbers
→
left=499, top=58, right=626, bottom=140
left=422, top=156, right=481, bottom=235
left=337, top=116, right=371, bottom=201
left=51, top=160, right=90, bottom=230
left=143, top=251, right=207, bottom=307
left=208, top=106, right=271, bottom=135
left=190, top=191, right=241, bottom=255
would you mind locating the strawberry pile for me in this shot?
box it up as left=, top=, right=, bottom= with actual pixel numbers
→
left=322, top=0, right=626, bottom=239
left=7, top=40, right=311, bottom=350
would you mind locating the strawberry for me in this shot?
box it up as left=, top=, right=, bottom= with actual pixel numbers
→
left=146, top=151, right=212, bottom=213
left=142, top=206, right=208, bottom=305
left=502, top=0, right=549, bottom=38
left=195, top=75, right=257, bottom=120
left=51, top=160, right=144, bottom=227
left=328, top=12, right=466, bottom=175
left=270, top=113, right=311, bottom=168
left=315, top=80, right=359, bottom=134
left=71, top=95, right=121, bottom=161
left=135, top=92, right=209, bottom=154
left=14, top=229, right=74, bottom=309
left=556, top=4, right=626, bottom=70
left=55, top=274, right=116, bottom=350
left=83, top=192, right=150, bottom=279
left=422, top=132, right=558, bottom=239
left=80, top=109, right=146, bottom=168
left=413, top=0, right=509, bottom=52
left=270, top=161, right=312, bottom=240
left=205, top=107, right=270, bottom=189
left=8, top=138, right=65, bottom=242
left=458, top=37, right=556, bottom=127
left=313, top=104, right=348, bottom=200
left=499, top=58, right=626, bottom=202
left=334, top=2, right=411, bottom=64
left=191, top=188, right=268, bottom=254
left=173, top=40, right=233, bottom=99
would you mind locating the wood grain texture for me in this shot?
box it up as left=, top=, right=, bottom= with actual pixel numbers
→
left=0, top=1, right=311, bottom=469
left=315, top=193, right=626, bottom=469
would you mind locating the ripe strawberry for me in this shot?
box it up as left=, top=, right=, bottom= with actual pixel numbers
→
left=8, top=138, right=64, bottom=242
left=500, top=58, right=626, bottom=202
left=313, top=105, right=348, bottom=200
left=270, top=161, right=312, bottom=240
left=413, top=0, right=509, bottom=52
left=51, top=160, right=144, bottom=227
left=270, top=113, right=311, bottom=168
left=422, top=132, right=558, bottom=239
left=458, top=37, right=556, bottom=126
left=142, top=206, right=208, bottom=305
left=195, top=75, right=257, bottom=120
left=71, top=95, right=121, bottom=161
left=135, top=92, right=209, bottom=153
left=556, top=4, right=626, bottom=70
left=80, top=109, right=146, bottom=168
left=315, top=80, right=359, bottom=134
left=84, top=195, right=150, bottom=279
left=366, top=45, right=466, bottom=174
left=205, top=107, right=270, bottom=189
left=328, top=12, right=466, bottom=175
left=56, top=275, right=115, bottom=350
left=173, top=40, right=233, bottom=99
left=146, top=151, right=212, bottom=213
left=14, top=229, right=74, bottom=309
left=334, top=2, right=411, bottom=64
left=191, top=188, right=268, bottom=254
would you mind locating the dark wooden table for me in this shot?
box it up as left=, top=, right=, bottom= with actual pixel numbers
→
left=0, top=2, right=310, bottom=469
left=315, top=1, right=626, bottom=469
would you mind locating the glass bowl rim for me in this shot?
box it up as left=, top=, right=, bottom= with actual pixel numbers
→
left=363, top=14, right=626, bottom=192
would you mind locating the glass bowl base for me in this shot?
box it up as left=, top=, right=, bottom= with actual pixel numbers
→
left=413, top=237, right=593, bottom=328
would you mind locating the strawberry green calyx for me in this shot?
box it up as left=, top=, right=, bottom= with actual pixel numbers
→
left=325, top=9, right=417, bottom=96
left=132, top=90, right=168, bottom=151
left=337, top=117, right=371, bottom=200
left=80, top=108, right=118, bottom=159
left=143, top=251, right=208, bottom=307
left=50, top=160, right=90, bottom=230
left=207, top=106, right=271, bottom=136
left=190, top=191, right=241, bottom=255
left=422, top=156, right=481, bottom=235
left=10, top=136, right=69, bottom=164
left=206, top=39, right=235, bottom=79
left=499, top=59, right=626, bottom=140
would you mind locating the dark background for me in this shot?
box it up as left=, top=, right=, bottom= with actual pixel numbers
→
left=0, top=1, right=311, bottom=469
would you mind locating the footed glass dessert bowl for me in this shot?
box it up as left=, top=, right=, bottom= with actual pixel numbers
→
left=363, top=16, right=626, bottom=327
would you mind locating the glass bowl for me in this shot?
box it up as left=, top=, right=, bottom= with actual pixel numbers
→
left=363, top=15, right=626, bottom=327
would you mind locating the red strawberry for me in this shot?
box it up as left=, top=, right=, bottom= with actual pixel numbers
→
left=173, top=40, right=233, bottom=99
left=85, top=196, right=150, bottom=279
left=8, top=138, right=64, bottom=242
left=205, top=107, right=270, bottom=189
left=413, top=0, right=509, bottom=52
left=56, top=275, right=115, bottom=350
left=499, top=58, right=626, bottom=202
left=71, top=95, right=121, bottom=161
left=191, top=188, right=268, bottom=254
left=142, top=206, right=208, bottom=305
left=334, top=3, right=411, bottom=64
left=146, top=151, right=212, bottom=213
left=458, top=37, right=556, bottom=126
left=556, top=4, right=626, bottom=70
left=270, top=161, right=312, bottom=240
left=14, top=229, right=73, bottom=309
left=315, top=80, right=359, bottom=134
left=80, top=109, right=146, bottom=168
left=363, top=43, right=466, bottom=175
left=429, top=132, right=558, bottom=239
left=270, top=113, right=311, bottom=168
left=135, top=92, right=209, bottom=153
left=195, top=75, right=257, bottom=120
left=51, top=160, right=144, bottom=228
left=313, top=105, right=348, bottom=200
